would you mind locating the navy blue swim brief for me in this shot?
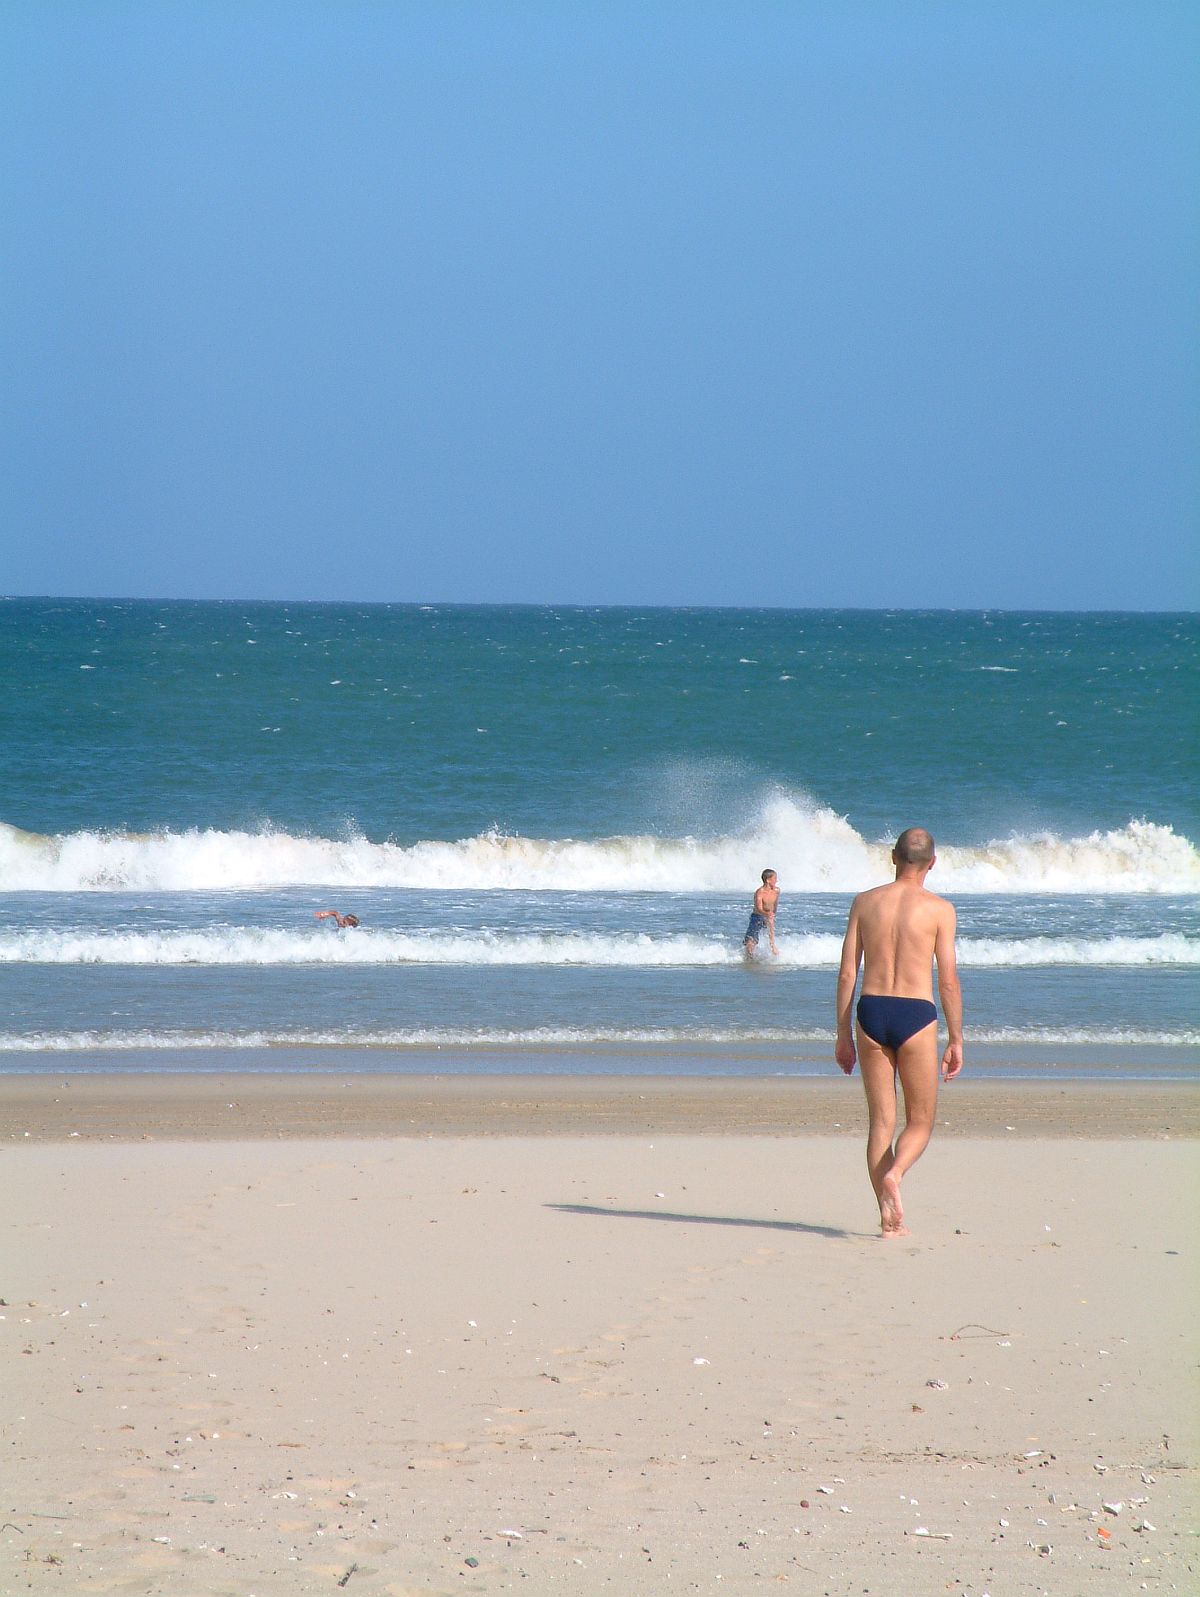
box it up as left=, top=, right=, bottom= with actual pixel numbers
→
left=856, top=995, right=938, bottom=1051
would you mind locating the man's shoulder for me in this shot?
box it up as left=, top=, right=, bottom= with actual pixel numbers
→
left=854, top=883, right=888, bottom=903
left=921, top=887, right=956, bottom=918
left=850, top=884, right=890, bottom=917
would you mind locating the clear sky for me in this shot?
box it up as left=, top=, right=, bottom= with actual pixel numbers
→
left=3, top=1, right=1196, bottom=609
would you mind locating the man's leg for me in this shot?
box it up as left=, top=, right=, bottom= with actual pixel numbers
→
left=856, top=1027, right=901, bottom=1233
left=878, top=1022, right=940, bottom=1233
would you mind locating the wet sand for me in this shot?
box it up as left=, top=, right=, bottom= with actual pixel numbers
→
left=2, top=1068, right=1197, bottom=1141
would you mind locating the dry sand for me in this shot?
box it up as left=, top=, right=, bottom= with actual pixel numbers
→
left=1, top=1074, right=1196, bottom=1595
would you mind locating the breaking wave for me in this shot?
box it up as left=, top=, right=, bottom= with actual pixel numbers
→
left=1, top=799, right=1197, bottom=894
left=1, top=928, right=1195, bottom=968
left=0, top=1024, right=1195, bottom=1051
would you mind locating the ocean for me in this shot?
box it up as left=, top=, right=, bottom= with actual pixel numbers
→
left=1, top=599, right=1196, bottom=1079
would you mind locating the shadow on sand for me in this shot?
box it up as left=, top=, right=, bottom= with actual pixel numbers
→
left=547, top=1202, right=856, bottom=1240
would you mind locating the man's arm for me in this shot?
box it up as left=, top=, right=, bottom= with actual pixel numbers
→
left=765, top=900, right=778, bottom=955
left=834, top=899, right=862, bottom=1073
left=934, top=903, right=963, bottom=1080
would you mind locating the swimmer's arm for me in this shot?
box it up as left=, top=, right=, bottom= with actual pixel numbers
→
left=935, top=904, right=963, bottom=1079
left=834, top=901, right=863, bottom=1072
left=765, top=902, right=778, bottom=954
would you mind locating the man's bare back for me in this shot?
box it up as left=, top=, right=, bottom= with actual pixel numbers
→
left=834, top=828, right=963, bottom=1237
left=850, top=879, right=954, bottom=1001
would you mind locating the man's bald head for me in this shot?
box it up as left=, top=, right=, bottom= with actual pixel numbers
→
left=894, top=827, right=935, bottom=867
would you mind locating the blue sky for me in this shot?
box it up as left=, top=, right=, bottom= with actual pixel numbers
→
left=3, top=1, right=1196, bottom=608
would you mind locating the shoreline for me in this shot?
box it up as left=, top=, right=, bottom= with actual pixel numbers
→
left=2, top=1038, right=1195, bottom=1079
left=2, top=1069, right=1196, bottom=1141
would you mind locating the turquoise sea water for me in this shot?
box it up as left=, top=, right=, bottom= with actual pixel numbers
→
left=1, top=599, right=1196, bottom=1075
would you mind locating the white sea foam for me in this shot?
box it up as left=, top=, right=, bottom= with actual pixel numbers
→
left=952, top=934, right=1198, bottom=968
left=0, top=929, right=747, bottom=968
left=0, top=1026, right=829, bottom=1051
left=1, top=928, right=1195, bottom=968
left=1, top=801, right=1196, bottom=894
left=0, top=1024, right=1195, bottom=1051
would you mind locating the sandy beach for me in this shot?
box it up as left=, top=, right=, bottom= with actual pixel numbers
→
left=2, top=1070, right=1198, bottom=1142
left=2, top=1074, right=1196, bottom=1595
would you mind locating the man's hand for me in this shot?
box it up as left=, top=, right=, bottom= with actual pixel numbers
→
left=941, top=1041, right=963, bottom=1081
left=835, top=1036, right=856, bottom=1074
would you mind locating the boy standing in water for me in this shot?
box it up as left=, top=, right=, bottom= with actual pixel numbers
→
left=743, top=869, right=779, bottom=958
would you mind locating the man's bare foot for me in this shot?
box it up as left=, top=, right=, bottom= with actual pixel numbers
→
left=879, top=1170, right=908, bottom=1236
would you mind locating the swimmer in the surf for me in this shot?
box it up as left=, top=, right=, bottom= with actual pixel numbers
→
left=742, top=869, right=779, bottom=958
left=315, top=910, right=360, bottom=928
left=835, top=828, right=963, bottom=1236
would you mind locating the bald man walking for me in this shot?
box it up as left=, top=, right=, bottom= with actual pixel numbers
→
left=835, top=828, right=963, bottom=1236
